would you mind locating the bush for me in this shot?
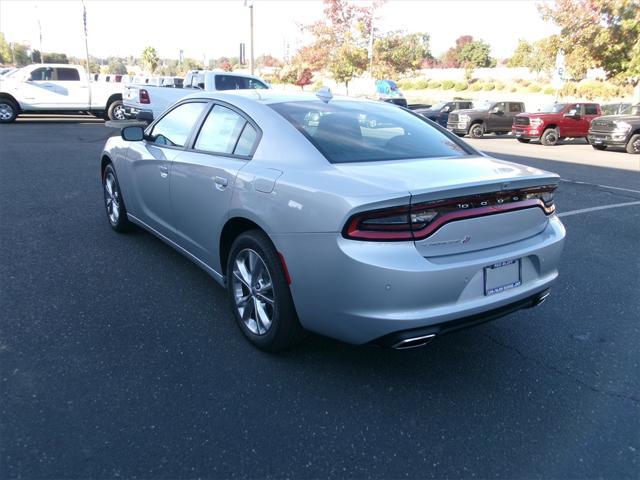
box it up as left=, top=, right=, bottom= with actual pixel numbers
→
left=441, top=80, right=455, bottom=90
left=454, top=81, right=468, bottom=91
left=470, top=83, right=483, bottom=91
left=397, top=79, right=413, bottom=90
left=510, top=86, right=518, bottom=93
left=413, top=78, right=430, bottom=89
left=519, top=80, right=531, bottom=87
left=482, top=82, right=496, bottom=91
left=528, top=84, right=542, bottom=93
left=428, top=80, right=442, bottom=89
left=543, top=86, right=555, bottom=95
left=495, top=82, right=505, bottom=91
left=311, top=80, right=324, bottom=92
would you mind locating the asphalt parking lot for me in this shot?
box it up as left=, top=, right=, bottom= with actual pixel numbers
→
left=1, top=115, right=639, bottom=479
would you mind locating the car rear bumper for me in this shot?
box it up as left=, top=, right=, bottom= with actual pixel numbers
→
left=272, top=215, right=566, bottom=345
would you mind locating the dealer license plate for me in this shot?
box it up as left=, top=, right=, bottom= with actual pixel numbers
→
left=484, top=259, right=522, bottom=296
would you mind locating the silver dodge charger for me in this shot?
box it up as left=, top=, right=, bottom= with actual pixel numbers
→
left=100, top=90, right=566, bottom=351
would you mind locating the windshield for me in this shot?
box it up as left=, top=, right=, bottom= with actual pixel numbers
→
left=473, top=101, right=493, bottom=111
left=631, top=105, right=640, bottom=116
left=539, top=104, right=566, bottom=113
left=270, top=100, right=471, bottom=164
left=430, top=101, right=448, bottom=110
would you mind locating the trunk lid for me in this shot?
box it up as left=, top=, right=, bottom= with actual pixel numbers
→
left=334, top=156, right=558, bottom=256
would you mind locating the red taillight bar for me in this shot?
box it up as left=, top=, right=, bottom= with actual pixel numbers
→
left=344, top=186, right=557, bottom=242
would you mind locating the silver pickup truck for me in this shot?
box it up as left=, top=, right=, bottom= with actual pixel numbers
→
left=123, top=70, right=270, bottom=120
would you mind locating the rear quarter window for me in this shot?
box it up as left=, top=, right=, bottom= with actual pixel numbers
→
left=270, top=100, right=471, bottom=164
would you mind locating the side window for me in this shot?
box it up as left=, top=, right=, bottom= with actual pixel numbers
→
left=194, top=105, right=246, bottom=154
left=234, top=123, right=258, bottom=156
left=247, top=79, right=268, bottom=89
left=584, top=104, right=598, bottom=115
left=30, top=68, right=52, bottom=81
left=494, top=102, right=506, bottom=113
left=150, top=102, right=207, bottom=147
left=508, top=103, right=521, bottom=113
left=54, top=68, right=80, bottom=81
left=215, top=75, right=243, bottom=90
left=459, top=102, right=472, bottom=109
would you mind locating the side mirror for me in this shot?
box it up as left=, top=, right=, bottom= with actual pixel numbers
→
left=121, top=126, right=144, bottom=141
left=441, top=106, right=450, bottom=113
left=492, top=108, right=504, bottom=115
left=564, top=111, right=579, bottom=118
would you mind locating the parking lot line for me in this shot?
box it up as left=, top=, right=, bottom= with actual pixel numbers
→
left=558, top=201, right=640, bottom=218
left=560, top=179, right=640, bottom=195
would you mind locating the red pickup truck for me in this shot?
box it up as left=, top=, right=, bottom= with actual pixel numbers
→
left=512, top=103, right=601, bottom=146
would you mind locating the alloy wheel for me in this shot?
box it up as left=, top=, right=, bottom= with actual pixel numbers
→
left=103, top=172, right=120, bottom=225
left=113, top=104, right=126, bottom=120
left=0, top=103, right=14, bottom=121
left=232, top=248, right=275, bottom=336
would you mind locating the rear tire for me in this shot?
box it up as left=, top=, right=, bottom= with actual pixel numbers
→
left=106, top=100, right=126, bottom=121
left=102, top=163, right=132, bottom=232
left=517, top=138, right=531, bottom=143
left=626, top=134, right=640, bottom=154
left=541, top=128, right=559, bottom=146
left=0, top=99, right=18, bottom=123
left=591, top=144, right=607, bottom=151
left=227, top=230, right=305, bottom=351
left=469, top=123, right=484, bottom=138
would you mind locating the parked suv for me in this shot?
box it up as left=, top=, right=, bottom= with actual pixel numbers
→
left=588, top=104, right=640, bottom=154
left=512, top=103, right=601, bottom=146
left=447, top=101, right=525, bottom=138
left=414, top=100, right=474, bottom=127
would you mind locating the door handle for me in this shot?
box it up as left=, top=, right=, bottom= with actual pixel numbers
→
left=214, top=176, right=228, bottom=189
left=159, top=165, right=169, bottom=178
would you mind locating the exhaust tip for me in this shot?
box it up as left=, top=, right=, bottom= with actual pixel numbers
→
left=392, top=333, right=436, bottom=350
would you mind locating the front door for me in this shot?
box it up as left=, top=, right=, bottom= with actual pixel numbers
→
left=171, top=103, right=260, bottom=272
left=20, top=67, right=61, bottom=109
left=487, top=102, right=509, bottom=131
left=124, top=101, right=208, bottom=238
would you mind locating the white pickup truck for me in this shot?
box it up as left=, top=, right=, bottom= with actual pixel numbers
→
left=123, top=70, right=270, bottom=120
left=0, top=63, right=125, bottom=123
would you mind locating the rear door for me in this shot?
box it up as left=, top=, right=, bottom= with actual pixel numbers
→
left=170, top=102, right=261, bottom=269
left=49, top=67, right=89, bottom=107
left=124, top=101, right=208, bottom=238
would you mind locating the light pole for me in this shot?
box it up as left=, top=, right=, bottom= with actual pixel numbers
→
left=244, top=0, right=255, bottom=75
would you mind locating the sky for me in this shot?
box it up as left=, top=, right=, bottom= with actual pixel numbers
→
left=0, top=0, right=559, bottom=62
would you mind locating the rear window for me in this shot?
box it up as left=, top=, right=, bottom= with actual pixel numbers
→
left=584, top=104, right=599, bottom=115
left=215, top=75, right=268, bottom=90
left=269, top=100, right=470, bottom=164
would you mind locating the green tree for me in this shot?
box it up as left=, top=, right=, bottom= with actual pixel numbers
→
left=42, top=52, right=69, bottom=63
left=507, top=39, right=534, bottom=67
left=329, top=38, right=368, bottom=92
left=0, top=33, right=12, bottom=64
left=12, top=44, right=32, bottom=66
left=141, top=46, right=160, bottom=74
left=107, top=57, right=127, bottom=74
left=439, top=35, right=474, bottom=68
left=458, top=40, right=493, bottom=68
left=372, top=32, right=430, bottom=79
left=539, top=0, right=640, bottom=84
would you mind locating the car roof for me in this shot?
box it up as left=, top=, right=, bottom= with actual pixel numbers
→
left=182, top=89, right=376, bottom=106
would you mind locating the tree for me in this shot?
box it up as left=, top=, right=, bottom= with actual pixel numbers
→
left=295, top=68, right=313, bottom=90
left=458, top=40, right=493, bottom=68
left=507, top=39, right=534, bottom=67
left=256, top=54, right=282, bottom=68
left=372, top=32, right=431, bottom=79
left=12, top=44, right=32, bottom=66
left=141, top=46, right=159, bottom=74
left=329, top=38, right=368, bottom=92
left=0, top=33, right=12, bottom=64
left=42, top=52, right=69, bottom=63
left=539, top=0, right=640, bottom=84
left=439, top=35, right=474, bottom=68
left=106, top=57, right=127, bottom=74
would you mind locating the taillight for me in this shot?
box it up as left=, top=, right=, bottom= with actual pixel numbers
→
left=343, top=185, right=556, bottom=241
left=139, top=89, right=150, bottom=104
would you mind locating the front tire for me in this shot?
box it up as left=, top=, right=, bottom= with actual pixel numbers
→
left=106, top=100, right=126, bottom=121
left=626, top=134, right=640, bottom=154
left=102, top=164, right=132, bottom=232
left=227, top=230, right=305, bottom=351
left=541, top=128, right=559, bottom=146
left=0, top=99, right=18, bottom=123
left=469, top=123, right=484, bottom=138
